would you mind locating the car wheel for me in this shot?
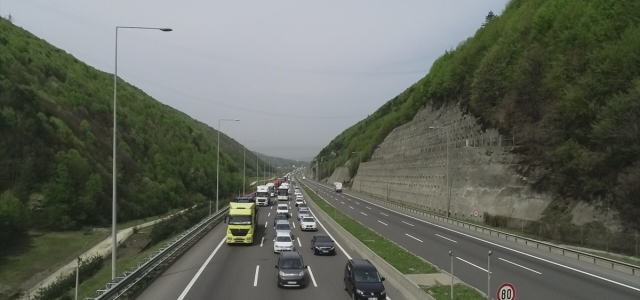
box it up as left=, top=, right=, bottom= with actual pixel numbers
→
left=344, top=279, right=348, bottom=291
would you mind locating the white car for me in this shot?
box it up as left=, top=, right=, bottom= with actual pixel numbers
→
left=295, top=197, right=304, bottom=207
left=300, top=216, right=317, bottom=231
left=273, top=233, right=295, bottom=253
left=294, top=189, right=301, bottom=196
left=277, top=204, right=289, bottom=217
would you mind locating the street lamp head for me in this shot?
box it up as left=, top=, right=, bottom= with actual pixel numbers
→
left=448, top=250, right=453, bottom=256
left=488, top=250, right=493, bottom=256
left=160, top=28, right=173, bottom=32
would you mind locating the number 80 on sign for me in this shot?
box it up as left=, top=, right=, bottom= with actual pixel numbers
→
left=497, top=283, right=516, bottom=300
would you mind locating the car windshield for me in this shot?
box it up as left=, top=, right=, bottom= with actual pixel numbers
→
left=228, top=215, right=252, bottom=225
left=302, top=217, right=314, bottom=222
left=278, top=206, right=288, bottom=210
left=275, top=224, right=290, bottom=230
left=354, top=270, right=382, bottom=283
left=275, top=236, right=292, bottom=242
left=315, top=235, right=331, bottom=243
left=299, top=208, right=309, bottom=213
left=276, top=214, right=287, bottom=219
left=278, top=189, right=289, bottom=196
left=279, top=258, right=304, bottom=269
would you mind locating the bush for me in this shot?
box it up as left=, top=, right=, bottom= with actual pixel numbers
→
left=32, top=255, right=103, bottom=300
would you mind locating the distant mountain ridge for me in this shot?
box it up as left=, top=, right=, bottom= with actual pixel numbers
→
left=253, top=152, right=309, bottom=171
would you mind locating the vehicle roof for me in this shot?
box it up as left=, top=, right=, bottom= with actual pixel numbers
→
left=280, top=251, right=302, bottom=259
left=275, top=232, right=291, bottom=237
left=349, top=259, right=377, bottom=270
left=230, top=202, right=255, bottom=208
left=275, top=220, right=289, bottom=225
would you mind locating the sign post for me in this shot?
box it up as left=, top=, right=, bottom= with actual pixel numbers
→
left=496, top=283, right=516, bottom=300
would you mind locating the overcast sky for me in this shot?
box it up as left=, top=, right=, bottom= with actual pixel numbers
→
left=2, top=0, right=508, bottom=161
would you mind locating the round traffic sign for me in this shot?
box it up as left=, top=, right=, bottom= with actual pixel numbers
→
left=473, top=210, right=479, bottom=217
left=497, top=283, right=516, bottom=300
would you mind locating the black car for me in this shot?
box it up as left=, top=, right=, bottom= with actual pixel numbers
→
left=276, top=251, right=307, bottom=288
left=273, top=213, right=288, bottom=227
left=311, top=234, right=335, bottom=255
left=344, top=259, right=386, bottom=300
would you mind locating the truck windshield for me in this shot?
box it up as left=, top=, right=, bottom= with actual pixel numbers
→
left=256, top=192, right=268, bottom=197
left=278, top=189, right=289, bottom=196
left=228, top=215, right=252, bottom=225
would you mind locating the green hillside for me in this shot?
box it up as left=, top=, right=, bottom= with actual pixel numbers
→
left=254, top=152, right=309, bottom=171
left=315, top=0, right=640, bottom=228
left=0, top=19, right=265, bottom=248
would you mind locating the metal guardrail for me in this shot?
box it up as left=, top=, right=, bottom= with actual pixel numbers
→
left=308, top=179, right=640, bottom=277
left=85, top=206, right=229, bottom=300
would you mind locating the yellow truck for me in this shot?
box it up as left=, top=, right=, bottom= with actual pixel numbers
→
left=225, top=202, right=258, bottom=244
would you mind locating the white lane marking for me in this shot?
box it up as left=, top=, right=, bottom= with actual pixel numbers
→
left=355, top=202, right=360, bottom=205
left=270, top=206, right=273, bottom=210
left=260, top=236, right=264, bottom=247
left=341, top=201, right=345, bottom=204
left=254, top=265, right=260, bottom=286
left=292, top=222, right=296, bottom=228
left=405, top=233, right=423, bottom=243
left=341, top=192, right=640, bottom=293
left=297, top=237, right=302, bottom=247
left=402, top=221, right=414, bottom=227
left=177, top=238, right=225, bottom=300
left=268, top=212, right=271, bottom=217
left=436, top=234, right=458, bottom=243
left=457, top=257, right=489, bottom=273
left=499, top=257, right=542, bottom=274
left=380, top=212, right=389, bottom=216
left=349, top=206, right=354, bottom=209
left=307, top=266, right=318, bottom=287
left=366, top=206, right=371, bottom=210
left=378, top=220, right=388, bottom=226
left=360, top=212, right=368, bottom=216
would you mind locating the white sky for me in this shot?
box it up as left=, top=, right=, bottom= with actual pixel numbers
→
left=1, top=0, right=509, bottom=160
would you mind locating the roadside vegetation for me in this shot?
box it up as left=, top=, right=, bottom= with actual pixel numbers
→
left=313, top=0, right=640, bottom=230
left=301, top=182, right=486, bottom=299
left=0, top=16, right=270, bottom=262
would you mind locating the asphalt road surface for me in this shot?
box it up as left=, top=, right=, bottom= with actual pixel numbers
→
left=300, top=177, right=640, bottom=300
left=136, top=197, right=404, bottom=300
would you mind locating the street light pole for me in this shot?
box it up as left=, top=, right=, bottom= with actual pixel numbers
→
left=216, top=118, right=239, bottom=216
left=112, top=25, right=171, bottom=281
left=488, top=251, right=493, bottom=299
left=449, top=250, right=454, bottom=300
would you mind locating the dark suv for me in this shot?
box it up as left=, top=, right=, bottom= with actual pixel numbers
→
left=344, top=259, right=386, bottom=299
left=276, top=251, right=307, bottom=288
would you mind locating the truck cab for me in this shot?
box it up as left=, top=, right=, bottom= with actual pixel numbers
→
left=255, top=185, right=270, bottom=206
left=225, top=202, right=258, bottom=244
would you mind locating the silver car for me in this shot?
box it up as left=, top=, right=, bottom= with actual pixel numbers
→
left=297, top=208, right=311, bottom=221
left=274, top=220, right=292, bottom=237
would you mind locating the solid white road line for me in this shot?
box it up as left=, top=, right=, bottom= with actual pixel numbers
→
left=436, top=234, right=458, bottom=243
left=402, top=221, right=414, bottom=227
left=342, top=192, right=640, bottom=292
left=260, top=236, right=264, bottom=247
left=380, top=212, right=389, bottom=216
left=297, top=237, right=302, bottom=247
left=264, top=222, right=268, bottom=228
left=307, top=266, right=318, bottom=287
left=254, top=265, right=260, bottom=287
left=405, top=233, right=423, bottom=243
left=177, top=238, right=225, bottom=300
left=360, top=212, right=368, bottom=216
left=457, top=257, right=489, bottom=273
left=378, top=220, right=388, bottom=226
left=499, top=257, right=542, bottom=274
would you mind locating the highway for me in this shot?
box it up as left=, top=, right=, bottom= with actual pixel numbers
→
left=136, top=194, right=405, bottom=300
left=301, top=176, right=640, bottom=300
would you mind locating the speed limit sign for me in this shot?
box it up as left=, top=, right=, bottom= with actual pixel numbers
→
left=497, top=283, right=516, bottom=300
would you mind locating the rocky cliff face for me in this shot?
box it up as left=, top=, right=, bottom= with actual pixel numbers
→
left=352, top=104, right=553, bottom=222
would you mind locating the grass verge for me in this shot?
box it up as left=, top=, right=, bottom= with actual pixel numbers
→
left=0, top=231, right=109, bottom=298
left=300, top=183, right=437, bottom=274
left=422, top=284, right=486, bottom=300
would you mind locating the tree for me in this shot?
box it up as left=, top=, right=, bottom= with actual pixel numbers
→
left=482, top=11, right=497, bottom=27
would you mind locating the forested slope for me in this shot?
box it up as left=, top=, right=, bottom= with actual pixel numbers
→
left=0, top=18, right=265, bottom=247
left=315, top=0, right=640, bottom=228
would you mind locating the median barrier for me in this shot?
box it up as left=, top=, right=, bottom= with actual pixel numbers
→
left=301, top=185, right=435, bottom=300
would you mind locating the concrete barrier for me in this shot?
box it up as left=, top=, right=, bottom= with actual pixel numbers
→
left=301, top=185, right=435, bottom=300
